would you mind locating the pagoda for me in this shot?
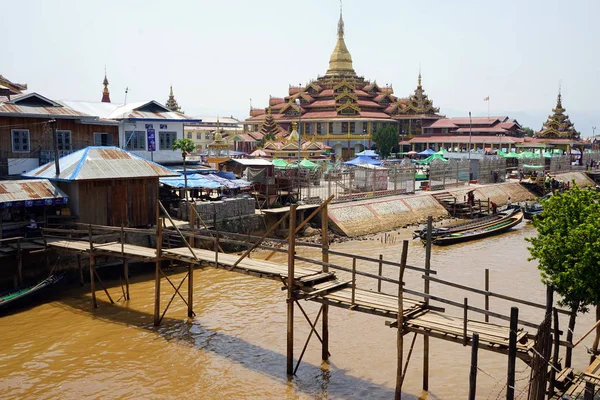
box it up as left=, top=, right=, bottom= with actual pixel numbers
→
left=206, top=119, right=231, bottom=168
left=258, top=108, right=285, bottom=141
left=393, top=72, right=443, bottom=138
left=262, top=121, right=329, bottom=160
left=165, top=85, right=183, bottom=113
left=101, top=71, right=111, bottom=103
left=245, top=6, right=428, bottom=160
left=535, top=89, right=580, bottom=139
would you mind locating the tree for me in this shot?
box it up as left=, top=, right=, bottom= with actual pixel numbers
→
left=526, top=186, right=600, bottom=353
left=522, top=127, right=534, bottom=137
left=172, top=138, right=197, bottom=201
left=372, top=125, right=400, bottom=158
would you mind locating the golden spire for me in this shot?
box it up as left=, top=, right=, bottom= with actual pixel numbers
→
left=325, top=1, right=356, bottom=77
left=101, top=67, right=111, bottom=103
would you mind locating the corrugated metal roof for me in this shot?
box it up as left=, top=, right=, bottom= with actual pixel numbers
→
left=0, top=179, right=67, bottom=204
left=23, top=147, right=179, bottom=181
left=62, top=100, right=200, bottom=121
left=226, top=158, right=273, bottom=167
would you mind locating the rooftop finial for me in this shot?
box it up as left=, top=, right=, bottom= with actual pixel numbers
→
left=101, top=67, right=111, bottom=103
left=418, top=65, right=422, bottom=87
left=338, top=0, right=344, bottom=38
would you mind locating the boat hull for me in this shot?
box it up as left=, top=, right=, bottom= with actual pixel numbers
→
left=0, top=274, right=64, bottom=311
left=431, top=212, right=524, bottom=245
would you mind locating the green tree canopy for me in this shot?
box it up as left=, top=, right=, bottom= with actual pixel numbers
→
left=372, top=125, right=399, bottom=159
left=522, top=127, right=534, bottom=137
left=172, top=138, right=196, bottom=160
left=526, top=185, right=600, bottom=313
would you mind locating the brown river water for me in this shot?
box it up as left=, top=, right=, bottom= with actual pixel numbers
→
left=0, top=221, right=596, bottom=399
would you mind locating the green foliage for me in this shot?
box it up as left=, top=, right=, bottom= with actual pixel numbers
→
left=523, top=127, right=534, bottom=137
left=172, top=138, right=196, bottom=159
left=372, top=125, right=399, bottom=159
left=526, top=186, right=600, bottom=312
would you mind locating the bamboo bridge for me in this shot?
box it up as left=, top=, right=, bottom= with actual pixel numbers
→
left=37, top=198, right=584, bottom=399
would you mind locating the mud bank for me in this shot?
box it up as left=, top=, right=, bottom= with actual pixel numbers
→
left=327, top=181, right=539, bottom=237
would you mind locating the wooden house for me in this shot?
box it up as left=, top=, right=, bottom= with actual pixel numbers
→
left=23, top=147, right=178, bottom=227
left=0, top=92, right=119, bottom=177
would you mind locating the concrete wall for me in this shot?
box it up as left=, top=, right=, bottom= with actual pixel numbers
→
left=328, top=181, right=540, bottom=237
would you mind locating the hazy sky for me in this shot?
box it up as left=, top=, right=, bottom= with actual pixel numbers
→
left=4, top=0, right=599, bottom=136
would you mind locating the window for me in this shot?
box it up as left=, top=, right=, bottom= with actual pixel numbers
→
left=125, top=131, right=146, bottom=150
left=94, top=132, right=113, bottom=146
left=342, top=122, right=348, bottom=133
left=362, top=123, right=368, bottom=134
left=56, top=130, right=72, bottom=152
left=205, top=133, right=211, bottom=140
left=305, top=123, right=311, bottom=134
left=196, top=132, right=201, bottom=140
left=187, top=132, right=192, bottom=139
left=159, top=131, right=177, bottom=150
left=317, top=123, right=322, bottom=134
left=11, top=129, right=29, bottom=152
left=254, top=125, right=258, bottom=132
left=372, top=122, right=378, bottom=133
left=349, top=122, right=355, bottom=134
left=329, top=122, right=333, bottom=134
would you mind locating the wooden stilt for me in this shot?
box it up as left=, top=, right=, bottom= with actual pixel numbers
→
left=154, top=213, right=163, bottom=327
left=584, top=381, right=595, bottom=400
left=565, top=304, right=578, bottom=368
left=546, top=285, right=554, bottom=315
left=394, top=240, right=409, bottom=400
left=188, top=262, right=194, bottom=318
left=351, top=257, right=356, bottom=305
left=286, top=204, right=297, bottom=376
left=121, top=224, right=129, bottom=300
left=377, top=254, right=383, bottom=292
left=463, top=297, right=468, bottom=346
left=548, top=308, right=560, bottom=397
left=89, top=254, right=97, bottom=308
left=506, top=306, right=518, bottom=400
left=468, top=333, right=479, bottom=400
left=321, top=203, right=329, bottom=362
left=423, top=216, right=432, bottom=392
left=592, top=306, right=600, bottom=364
left=16, top=238, right=22, bottom=286
left=77, top=253, right=83, bottom=286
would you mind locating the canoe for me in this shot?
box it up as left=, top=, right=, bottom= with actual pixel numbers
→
left=0, top=273, right=64, bottom=310
left=413, top=206, right=521, bottom=240
left=430, top=211, right=524, bottom=246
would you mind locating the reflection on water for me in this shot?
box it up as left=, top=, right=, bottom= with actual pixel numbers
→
left=0, top=221, right=595, bottom=399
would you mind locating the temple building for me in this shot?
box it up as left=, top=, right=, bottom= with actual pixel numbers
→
left=165, top=85, right=183, bottom=113
left=262, top=121, right=330, bottom=161
left=244, top=9, right=442, bottom=160
left=0, top=74, right=27, bottom=100
left=535, top=90, right=579, bottom=140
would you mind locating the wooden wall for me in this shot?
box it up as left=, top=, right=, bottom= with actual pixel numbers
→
left=0, top=116, right=119, bottom=176
left=75, top=178, right=158, bottom=227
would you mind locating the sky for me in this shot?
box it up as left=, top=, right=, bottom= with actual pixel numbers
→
left=4, top=0, right=599, bottom=136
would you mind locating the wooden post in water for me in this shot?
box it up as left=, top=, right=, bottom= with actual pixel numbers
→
left=468, top=332, right=479, bottom=400
left=213, top=206, right=219, bottom=268
left=287, top=204, right=297, bottom=376
left=321, top=202, right=329, bottom=361
left=423, top=216, right=432, bottom=391
left=188, top=261, right=194, bottom=318
left=77, top=253, right=83, bottom=286
left=463, top=298, right=468, bottom=346
left=484, top=269, right=490, bottom=323
left=88, top=225, right=97, bottom=308
left=507, top=306, right=518, bottom=400
left=394, top=240, right=409, bottom=400
left=377, top=254, right=383, bottom=292
left=154, top=211, right=163, bottom=327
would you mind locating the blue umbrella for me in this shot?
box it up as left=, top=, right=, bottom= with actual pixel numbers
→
left=417, top=148, right=436, bottom=156
left=344, top=155, right=382, bottom=166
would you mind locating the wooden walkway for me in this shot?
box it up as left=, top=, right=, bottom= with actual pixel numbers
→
left=47, top=238, right=534, bottom=361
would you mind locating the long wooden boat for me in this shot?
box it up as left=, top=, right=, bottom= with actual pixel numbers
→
left=413, top=206, right=521, bottom=240
left=430, top=211, right=523, bottom=245
left=524, top=203, right=543, bottom=220
left=0, top=273, right=64, bottom=310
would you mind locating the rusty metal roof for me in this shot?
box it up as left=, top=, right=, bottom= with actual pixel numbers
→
left=0, top=179, right=67, bottom=204
left=22, top=147, right=179, bottom=181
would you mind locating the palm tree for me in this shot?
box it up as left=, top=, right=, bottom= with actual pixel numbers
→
left=172, top=138, right=197, bottom=201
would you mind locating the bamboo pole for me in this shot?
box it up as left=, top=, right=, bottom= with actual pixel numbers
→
left=154, top=210, right=163, bottom=326
left=468, top=333, right=479, bottom=400
left=484, top=269, right=490, bottom=323
left=16, top=238, right=22, bottom=286
left=351, top=257, right=356, bottom=305
left=77, top=253, right=83, bottom=286
left=321, top=202, right=329, bottom=362
left=286, top=204, right=297, bottom=376
left=394, top=240, right=409, bottom=400
left=121, top=224, right=129, bottom=300
left=507, top=307, right=518, bottom=400
left=463, top=297, right=468, bottom=346
left=423, top=216, right=432, bottom=392
left=188, top=261, right=194, bottom=318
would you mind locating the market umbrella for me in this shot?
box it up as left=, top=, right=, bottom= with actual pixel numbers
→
left=407, top=151, right=418, bottom=155
left=272, top=158, right=289, bottom=168
left=355, top=149, right=379, bottom=158
left=299, top=159, right=320, bottom=169
left=417, top=148, right=436, bottom=156
left=344, top=155, right=382, bottom=166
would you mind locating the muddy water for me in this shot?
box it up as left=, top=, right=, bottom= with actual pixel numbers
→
left=0, top=222, right=596, bottom=399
